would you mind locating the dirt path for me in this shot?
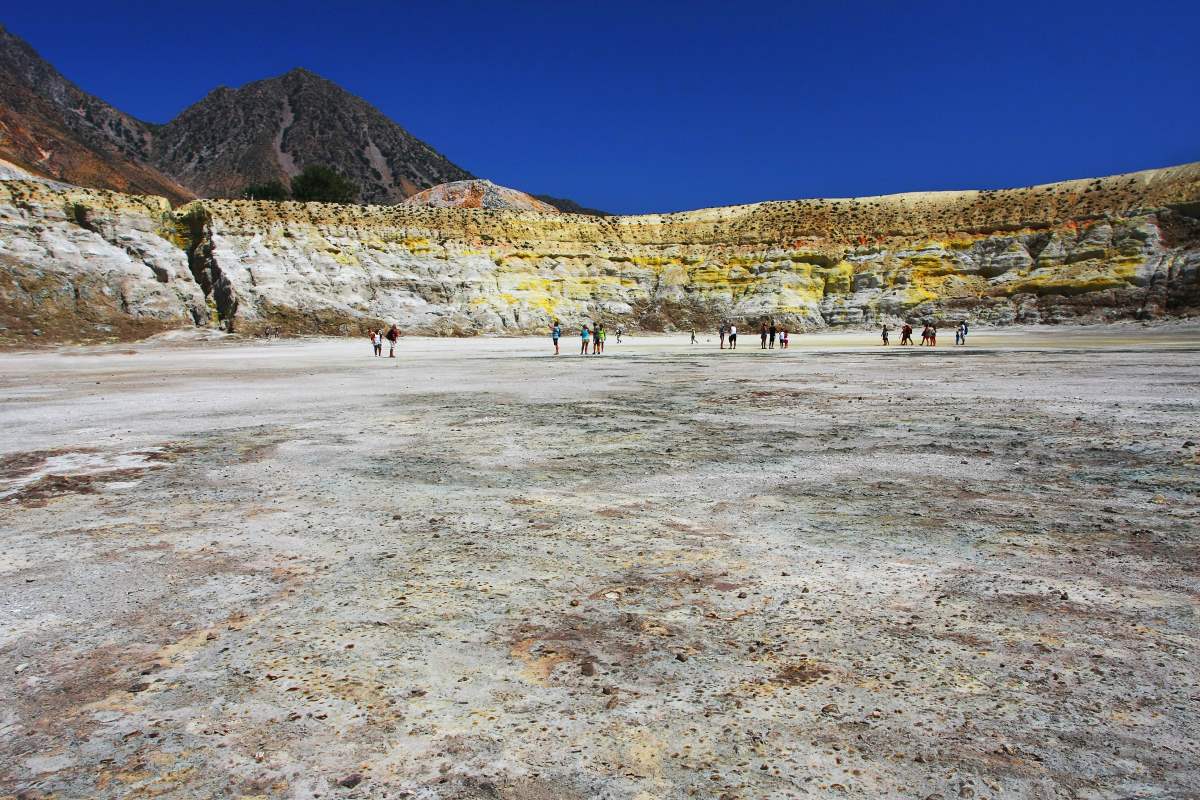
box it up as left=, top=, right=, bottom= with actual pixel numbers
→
left=1, top=328, right=1198, bottom=799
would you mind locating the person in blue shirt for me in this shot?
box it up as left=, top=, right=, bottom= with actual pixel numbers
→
left=580, top=325, right=590, bottom=355
left=551, top=320, right=561, bottom=355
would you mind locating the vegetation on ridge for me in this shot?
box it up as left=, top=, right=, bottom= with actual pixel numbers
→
left=239, top=167, right=359, bottom=204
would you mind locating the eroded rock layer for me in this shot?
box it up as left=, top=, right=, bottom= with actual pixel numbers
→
left=2, top=163, right=1198, bottom=341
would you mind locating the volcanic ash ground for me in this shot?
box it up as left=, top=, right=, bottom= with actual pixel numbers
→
left=1, top=328, right=1198, bottom=799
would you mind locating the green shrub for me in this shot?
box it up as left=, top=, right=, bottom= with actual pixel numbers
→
left=290, top=166, right=357, bottom=204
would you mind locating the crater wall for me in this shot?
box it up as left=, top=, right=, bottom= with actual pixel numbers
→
left=2, top=163, right=1198, bottom=341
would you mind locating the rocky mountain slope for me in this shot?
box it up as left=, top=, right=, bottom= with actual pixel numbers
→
left=152, top=69, right=473, bottom=204
left=0, top=26, right=194, bottom=203
left=1, top=162, right=1197, bottom=342
left=0, top=26, right=600, bottom=212
left=531, top=193, right=609, bottom=217
left=403, top=180, right=560, bottom=212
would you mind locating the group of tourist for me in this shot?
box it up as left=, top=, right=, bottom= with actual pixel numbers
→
left=551, top=320, right=623, bottom=355
left=881, top=321, right=968, bottom=346
left=369, top=318, right=972, bottom=359
left=758, top=322, right=789, bottom=350
left=715, top=321, right=791, bottom=350
left=366, top=325, right=400, bottom=357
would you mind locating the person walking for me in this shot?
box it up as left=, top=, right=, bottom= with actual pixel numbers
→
left=779, top=328, right=789, bottom=349
left=719, top=323, right=727, bottom=350
left=900, top=323, right=912, bottom=345
left=929, top=324, right=938, bottom=347
left=551, top=320, right=562, bottom=355
left=769, top=322, right=777, bottom=349
left=597, top=324, right=606, bottom=354
left=760, top=322, right=768, bottom=350
left=920, top=325, right=930, bottom=346
left=881, top=324, right=890, bottom=346
left=370, top=328, right=382, bottom=357
left=581, top=325, right=591, bottom=355
left=386, top=324, right=400, bottom=357
left=728, top=324, right=738, bottom=349
left=690, top=327, right=697, bottom=344
left=616, top=327, right=623, bottom=343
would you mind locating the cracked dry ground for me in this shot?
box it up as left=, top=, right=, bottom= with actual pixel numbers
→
left=1, top=334, right=1198, bottom=800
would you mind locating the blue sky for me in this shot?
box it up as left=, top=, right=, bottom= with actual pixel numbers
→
left=5, top=0, right=1198, bottom=213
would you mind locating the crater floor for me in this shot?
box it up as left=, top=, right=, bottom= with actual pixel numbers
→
left=1, top=326, right=1198, bottom=799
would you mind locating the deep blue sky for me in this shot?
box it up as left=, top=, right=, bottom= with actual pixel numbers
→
left=5, top=1, right=1198, bottom=213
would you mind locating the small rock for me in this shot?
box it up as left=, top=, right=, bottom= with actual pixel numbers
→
left=581, top=661, right=596, bottom=677
left=14, top=663, right=28, bottom=674
left=337, top=773, right=363, bottom=789
left=675, top=653, right=688, bottom=662
left=127, top=682, right=150, bottom=693
left=820, top=703, right=839, bottom=715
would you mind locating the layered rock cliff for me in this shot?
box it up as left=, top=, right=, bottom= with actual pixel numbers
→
left=2, top=163, right=1198, bottom=342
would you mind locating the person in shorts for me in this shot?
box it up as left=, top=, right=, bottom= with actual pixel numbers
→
left=728, top=324, right=738, bottom=349
left=581, top=325, right=590, bottom=355
left=551, top=320, right=561, bottom=355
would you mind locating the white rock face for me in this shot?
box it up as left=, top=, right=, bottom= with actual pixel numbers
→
left=0, top=182, right=207, bottom=340
left=1, top=161, right=1198, bottom=341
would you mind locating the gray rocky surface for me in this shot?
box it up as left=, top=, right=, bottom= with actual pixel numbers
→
left=0, top=328, right=1197, bottom=798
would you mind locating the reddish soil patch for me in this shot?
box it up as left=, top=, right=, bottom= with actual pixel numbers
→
left=774, top=660, right=831, bottom=686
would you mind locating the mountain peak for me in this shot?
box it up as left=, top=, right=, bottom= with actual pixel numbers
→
left=153, top=68, right=474, bottom=203
left=0, top=25, right=600, bottom=212
left=278, top=66, right=333, bottom=86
